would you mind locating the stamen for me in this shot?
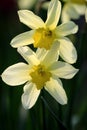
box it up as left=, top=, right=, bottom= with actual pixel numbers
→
left=33, top=28, right=56, bottom=50
left=30, top=64, right=51, bottom=90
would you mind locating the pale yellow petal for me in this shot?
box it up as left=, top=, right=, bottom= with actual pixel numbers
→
left=18, top=10, right=45, bottom=29
left=22, top=82, right=40, bottom=109
left=17, top=46, right=40, bottom=65
left=45, top=78, right=67, bottom=105
left=45, top=0, right=61, bottom=30
left=56, top=21, right=78, bottom=37
left=10, top=30, right=34, bottom=48
left=59, top=37, right=77, bottom=64
left=1, top=63, right=30, bottom=86
left=50, top=61, right=79, bottom=79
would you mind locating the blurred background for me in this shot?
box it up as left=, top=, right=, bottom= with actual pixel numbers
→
left=0, top=0, right=87, bottom=130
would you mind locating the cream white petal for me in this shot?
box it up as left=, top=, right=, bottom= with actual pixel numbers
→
left=42, top=41, right=60, bottom=67
left=45, top=78, right=67, bottom=105
left=22, top=82, right=40, bottom=109
left=56, top=21, right=78, bottom=37
left=50, top=61, right=79, bottom=79
left=45, top=0, right=61, bottom=30
left=59, top=37, right=77, bottom=64
left=10, top=30, right=34, bottom=48
left=1, top=63, right=30, bottom=86
left=17, top=46, right=40, bottom=65
left=18, top=10, right=45, bottom=29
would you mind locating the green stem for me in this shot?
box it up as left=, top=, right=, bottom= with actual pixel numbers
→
left=41, top=90, right=47, bottom=130
left=41, top=96, right=67, bottom=130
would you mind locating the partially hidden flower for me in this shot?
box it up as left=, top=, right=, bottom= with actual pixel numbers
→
left=85, top=1, right=87, bottom=22
left=11, top=0, right=78, bottom=64
left=18, top=0, right=37, bottom=9
left=62, top=0, right=87, bottom=22
left=1, top=43, right=78, bottom=109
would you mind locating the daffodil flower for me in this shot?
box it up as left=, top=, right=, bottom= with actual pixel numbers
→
left=62, top=0, right=87, bottom=22
left=10, top=0, right=78, bottom=64
left=1, top=43, right=78, bottom=109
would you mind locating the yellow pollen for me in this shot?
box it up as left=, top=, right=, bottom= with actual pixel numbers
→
left=71, top=0, right=86, bottom=4
left=30, top=64, right=51, bottom=90
left=33, top=28, right=56, bottom=50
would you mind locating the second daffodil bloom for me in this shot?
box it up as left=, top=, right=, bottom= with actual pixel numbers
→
left=62, top=0, right=87, bottom=22
left=10, top=0, right=78, bottom=64
left=1, top=43, right=78, bottom=109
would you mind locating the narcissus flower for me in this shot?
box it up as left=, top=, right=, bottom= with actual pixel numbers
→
left=62, top=0, right=87, bottom=22
left=11, top=0, right=78, bottom=64
left=1, top=43, right=78, bottom=109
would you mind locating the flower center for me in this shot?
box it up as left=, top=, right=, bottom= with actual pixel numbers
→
left=71, top=0, right=86, bottom=4
left=30, top=64, right=51, bottom=90
left=33, top=28, right=56, bottom=50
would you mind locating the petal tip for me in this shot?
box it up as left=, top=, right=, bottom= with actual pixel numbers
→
left=10, top=41, right=16, bottom=48
left=62, top=97, right=68, bottom=105
left=74, top=25, right=79, bottom=34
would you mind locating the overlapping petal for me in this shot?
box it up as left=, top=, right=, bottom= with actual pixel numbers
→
left=18, top=10, right=45, bottom=29
left=10, top=30, right=34, bottom=48
left=45, top=0, right=61, bottom=29
left=45, top=78, right=67, bottom=105
left=36, top=48, right=48, bottom=61
left=1, top=63, right=30, bottom=86
left=17, top=46, right=40, bottom=65
left=22, top=82, right=40, bottom=109
left=58, top=37, right=77, bottom=64
left=50, top=61, right=79, bottom=79
left=42, top=41, right=60, bottom=67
